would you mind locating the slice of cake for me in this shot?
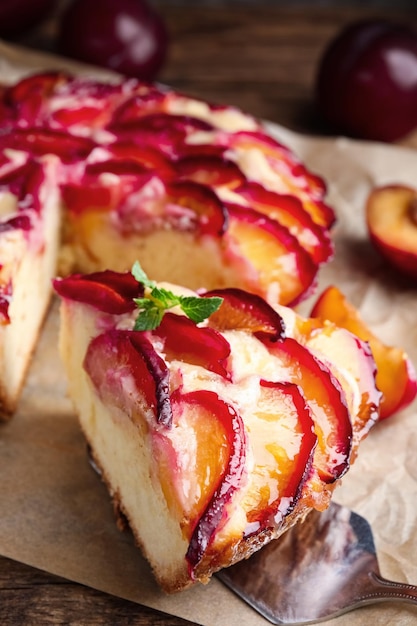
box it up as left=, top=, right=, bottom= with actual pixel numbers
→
left=53, top=265, right=381, bottom=592
left=0, top=70, right=336, bottom=418
left=0, top=150, right=61, bottom=416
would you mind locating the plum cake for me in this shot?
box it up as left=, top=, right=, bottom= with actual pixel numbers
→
left=53, top=266, right=381, bottom=592
left=0, top=71, right=335, bottom=418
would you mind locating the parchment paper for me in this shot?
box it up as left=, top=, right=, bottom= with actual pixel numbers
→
left=1, top=41, right=417, bottom=626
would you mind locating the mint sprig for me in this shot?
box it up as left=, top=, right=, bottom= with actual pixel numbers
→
left=131, top=261, right=223, bottom=331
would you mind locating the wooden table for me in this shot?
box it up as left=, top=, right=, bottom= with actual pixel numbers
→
left=2, top=4, right=417, bottom=625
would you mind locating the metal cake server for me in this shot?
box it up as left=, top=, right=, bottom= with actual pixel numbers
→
left=217, top=502, right=417, bottom=625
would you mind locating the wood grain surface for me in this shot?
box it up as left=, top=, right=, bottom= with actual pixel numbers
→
left=2, top=3, right=417, bottom=625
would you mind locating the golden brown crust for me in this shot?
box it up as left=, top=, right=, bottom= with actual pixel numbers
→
left=191, top=499, right=318, bottom=588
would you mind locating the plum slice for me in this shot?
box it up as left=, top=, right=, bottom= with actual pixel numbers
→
left=0, top=128, right=95, bottom=163
left=0, top=160, right=45, bottom=212
left=109, top=111, right=213, bottom=135
left=0, top=281, right=12, bottom=323
left=229, top=131, right=328, bottom=198
left=108, top=112, right=213, bottom=157
left=152, top=312, right=231, bottom=379
left=203, top=287, right=285, bottom=342
left=60, top=178, right=126, bottom=215
left=110, top=88, right=168, bottom=125
left=5, top=71, right=68, bottom=104
left=225, top=203, right=318, bottom=306
left=84, top=328, right=172, bottom=427
left=53, top=270, right=143, bottom=315
left=60, top=158, right=153, bottom=215
left=266, top=337, right=353, bottom=483
left=85, top=159, right=150, bottom=178
left=244, top=380, right=317, bottom=529
left=164, top=180, right=228, bottom=236
left=50, top=105, right=111, bottom=128
left=175, top=155, right=246, bottom=189
left=311, top=285, right=416, bottom=421
left=167, top=390, right=247, bottom=574
left=61, top=147, right=174, bottom=215
left=0, top=214, right=32, bottom=233
left=217, top=130, right=335, bottom=228
left=5, top=71, right=70, bottom=126
left=62, top=168, right=227, bottom=235
left=175, top=143, right=227, bottom=160
left=102, top=142, right=176, bottom=181
left=152, top=389, right=244, bottom=546
left=235, top=182, right=334, bottom=265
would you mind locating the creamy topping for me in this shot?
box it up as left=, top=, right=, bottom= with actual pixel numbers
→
left=168, top=96, right=259, bottom=132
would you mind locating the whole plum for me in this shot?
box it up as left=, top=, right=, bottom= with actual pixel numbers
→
left=316, top=20, right=417, bottom=142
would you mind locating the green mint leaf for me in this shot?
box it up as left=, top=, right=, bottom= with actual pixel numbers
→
left=131, top=260, right=155, bottom=290
left=133, top=304, right=164, bottom=331
left=131, top=261, right=223, bottom=330
left=179, top=295, right=223, bottom=323
left=149, top=285, right=180, bottom=309
left=132, top=297, right=154, bottom=310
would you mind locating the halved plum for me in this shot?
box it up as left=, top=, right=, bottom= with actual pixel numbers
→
left=152, top=312, right=231, bottom=380
left=203, top=287, right=285, bottom=342
left=366, top=184, right=417, bottom=279
left=84, top=328, right=172, bottom=427
left=225, top=204, right=318, bottom=306
left=53, top=270, right=144, bottom=315
left=266, top=337, right=352, bottom=483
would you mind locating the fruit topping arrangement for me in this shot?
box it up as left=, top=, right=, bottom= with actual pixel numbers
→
left=0, top=70, right=336, bottom=311
left=54, top=264, right=382, bottom=585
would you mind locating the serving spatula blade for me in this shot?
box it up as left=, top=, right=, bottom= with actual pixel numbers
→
left=217, top=502, right=417, bottom=625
